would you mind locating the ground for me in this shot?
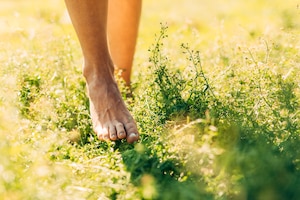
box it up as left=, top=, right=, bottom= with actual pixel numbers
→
left=0, top=0, right=299, bottom=199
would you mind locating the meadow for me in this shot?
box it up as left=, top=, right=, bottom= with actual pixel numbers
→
left=0, top=0, right=299, bottom=199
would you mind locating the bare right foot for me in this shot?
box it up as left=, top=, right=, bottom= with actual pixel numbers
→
left=84, top=64, right=139, bottom=144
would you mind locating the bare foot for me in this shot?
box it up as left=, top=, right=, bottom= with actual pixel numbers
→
left=84, top=66, right=139, bottom=144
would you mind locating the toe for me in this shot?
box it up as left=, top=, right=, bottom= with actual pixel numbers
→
left=95, top=126, right=109, bottom=141
left=125, top=122, right=139, bottom=143
left=116, top=122, right=126, bottom=139
left=127, top=132, right=139, bottom=143
left=109, top=125, right=117, bottom=141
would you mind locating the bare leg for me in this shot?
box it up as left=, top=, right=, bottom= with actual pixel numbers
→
left=108, top=0, right=142, bottom=85
left=65, top=0, right=139, bottom=143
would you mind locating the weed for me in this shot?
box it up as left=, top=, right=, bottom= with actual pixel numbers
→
left=1, top=0, right=300, bottom=199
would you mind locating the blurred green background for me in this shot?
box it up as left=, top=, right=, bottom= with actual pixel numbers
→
left=0, top=0, right=299, bottom=199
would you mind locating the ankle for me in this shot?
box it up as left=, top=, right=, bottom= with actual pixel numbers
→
left=83, top=60, right=115, bottom=83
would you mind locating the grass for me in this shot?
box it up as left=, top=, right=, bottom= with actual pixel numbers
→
left=0, top=0, right=300, bottom=199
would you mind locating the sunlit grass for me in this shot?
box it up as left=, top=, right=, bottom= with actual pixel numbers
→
left=0, top=0, right=299, bottom=199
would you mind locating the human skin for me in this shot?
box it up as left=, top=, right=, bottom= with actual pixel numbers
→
left=64, top=0, right=141, bottom=143
left=108, top=0, right=142, bottom=86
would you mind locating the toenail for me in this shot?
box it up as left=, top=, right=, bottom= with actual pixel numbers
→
left=129, top=133, right=137, bottom=137
left=119, top=132, right=125, bottom=137
left=103, top=135, right=109, bottom=140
